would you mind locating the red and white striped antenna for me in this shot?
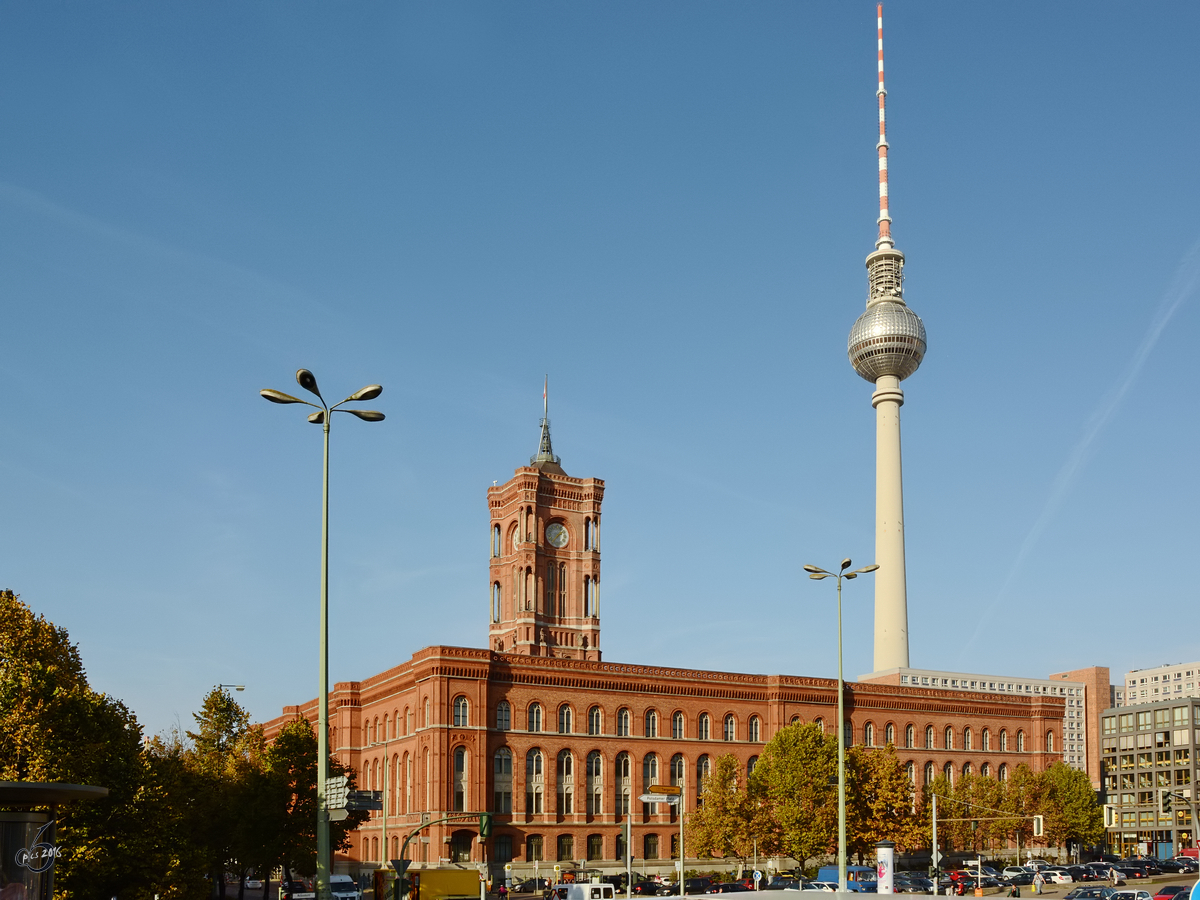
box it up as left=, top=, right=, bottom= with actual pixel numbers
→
left=875, top=3, right=893, bottom=250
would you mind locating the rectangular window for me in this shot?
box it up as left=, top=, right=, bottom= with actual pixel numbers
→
left=495, top=790, right=512, bottom=813
left=1120, top=755, right=1134, bottom=770
left=526, top=835, right=543, bottom=862
left=1137, top=753, right=1152, bottom=768
left=643, top=834, right=659, bottom=860
left=1175, top=748, right=1191, bottom=764
left=495, top=835, right=513, bottom=863
left=1156, top=732, right=1172, bottom=749
left=1175, top=769, right=1191, bottom=785
left=1137, top=712, right=1152, bottom=729
left=1156, top=709, right=1171, bottom=728
left=1120, top=714, right=1133, bottom=732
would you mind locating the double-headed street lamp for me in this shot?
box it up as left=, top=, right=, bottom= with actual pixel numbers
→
left=262, top=369, right=384, bottom=900
left=803, top=558, right=879, bottom=894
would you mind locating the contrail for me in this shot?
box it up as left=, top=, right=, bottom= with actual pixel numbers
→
left=960, top=236, right=1200, bottom=658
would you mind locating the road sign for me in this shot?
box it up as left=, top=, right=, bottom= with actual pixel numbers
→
left=329, top=808, right=350, bottom=822
left=505, top=865, right=513, bottom=873
left=638, top=793, right=680, bottom=804
left=753, top=872, right=762, bottom=884
left=326, top=775, right=350, bottom=809
left=931, top=849, right=943, bottom=866
left=648, top=785, right=683, bottom=795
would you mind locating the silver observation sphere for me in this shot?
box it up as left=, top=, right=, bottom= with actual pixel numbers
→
left=847, top=300, right=927, bottom=382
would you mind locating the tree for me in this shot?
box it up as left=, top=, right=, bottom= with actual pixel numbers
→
left=844, top=744, right=922, bottom=860
left=0, top=589, right=174, bottom=900
left=748, top=722, right=837, bottom=869
left=689, top=753, right=755, bottom=863
left=1036, top=763, right=1104, bottom=854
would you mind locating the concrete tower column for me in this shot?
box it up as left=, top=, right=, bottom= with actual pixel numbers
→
left=871, top=373, right=908, bottom=670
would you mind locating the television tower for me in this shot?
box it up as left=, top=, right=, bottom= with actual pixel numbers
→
left=847, top=4, right=927, bottom=672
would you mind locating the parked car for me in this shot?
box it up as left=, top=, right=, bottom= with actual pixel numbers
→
left=800, top=884, right=837, bottom=893
left=1114, top=869, right=1148, bottom=881
left=706, top=885, right=750, bottom=894
left=1067, top=867, right=1097, bottom=882
left=1043, top=870, right=1074, bottom=885
left=631, top=883, right=663, bottom=897
left=1064, top=889, right=1115, bottom=900
left=1151, top=860, right=1187, bottom=874
left=1110, top=891, right=1152, bottom=900
left=685, top=879, right=715, bottom=894
left=1151, top=888, right=1190, bottom=900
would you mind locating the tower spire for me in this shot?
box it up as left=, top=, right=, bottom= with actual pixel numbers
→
left=531, top=375, right=564, bottom=473
left=876, top=3, right=893, bottom=250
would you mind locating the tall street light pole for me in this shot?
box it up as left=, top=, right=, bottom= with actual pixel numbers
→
left=803, top=558, right=879, bottom=894
left=262, top=369, right=384, bottom=900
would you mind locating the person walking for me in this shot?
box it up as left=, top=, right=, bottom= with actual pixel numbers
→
left=1032, top=872, right=1045, bottom=896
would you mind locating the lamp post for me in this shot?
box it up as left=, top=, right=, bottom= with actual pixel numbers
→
left=262, top=369, right=384, bottom=900
left=802, top=558, right=879, bottom=894
left=220, top=684, right=246, bottom=692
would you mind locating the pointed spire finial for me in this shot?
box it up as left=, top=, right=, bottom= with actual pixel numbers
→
left=530, top=375, right=564, bottom=473
left=876, top=3, right=894, bottom=250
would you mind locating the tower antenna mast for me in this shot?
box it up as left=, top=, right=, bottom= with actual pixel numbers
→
left=876, top=2, right=893, bottom=250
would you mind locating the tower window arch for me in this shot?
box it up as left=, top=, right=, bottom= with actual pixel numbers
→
left=885, top=723, right=896, bottom=745
left=1045, top=731, right=1054, bottom=752
left=923, top=761, right=934, bottom=785
left=981, top=728, right=990, bottom=751
left=698, top=713, right=711, bottom=741
left=670, top=753, right=684, bottom=785
left=528, top=703, right=543, bottom=733
left=1017, top=730, right=1026, bottom=752
left=864, top=722, right=875, bottom=747
left=586, top=750, right=603, bottom=815
left=546, top=562, right=557, bottom=617
left=905, top=724, right=914, bottom=748
left=453, top=747, right=468, bottom=811
left=557, top=750, right=575, bottom=814
left=980, top=762, right=990, bottom=778
left=944, top=726, right=953, bottom=750
left=747, top=756, right=758, bottom=777
left=962, top=761, right=973, bottom=776
left=748, top=716, right=760, bottom=743
left=964, top=727, right=972, bottom=751
left=998, top=763, right=1008, bottom=781
left=492, top=524, right=501, bottom=557
left=943, top=762, right=954, bottom=783
left=558, top=704, right=573, bottom=735
left=672, top=711, right=685, bottom=740
left=645, top=709, right=658, bottom=738
left=814, top=717, right=824, bottom=733
left=453, top=696, right=468, bottom=727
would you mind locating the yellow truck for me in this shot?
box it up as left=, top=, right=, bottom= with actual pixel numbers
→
left=375, top=867, right=481, bottom=900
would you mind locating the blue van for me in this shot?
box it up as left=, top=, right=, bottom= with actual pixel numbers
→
left=815, top=866, right=878, bottom=892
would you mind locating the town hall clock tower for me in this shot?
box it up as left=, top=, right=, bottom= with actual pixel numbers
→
left=487, top=394, right=603, bottom=660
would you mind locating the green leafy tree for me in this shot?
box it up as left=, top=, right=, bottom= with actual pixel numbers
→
left=689, top=754, right=755, bottom=863
left=844, top=744, right=922, bottom=859
left=0, top=589, right=174, bottom=900
left=1036, top=762, right=1104, bottom=852
left=748, top=722, right=836, bottom=869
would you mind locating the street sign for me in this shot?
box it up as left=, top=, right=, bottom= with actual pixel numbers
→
left=638, top=793, right=680, bottom=804
left=505, top=865, right=513, bottom=872
left=931, top=850, right=943, bottom=866
left=329, top=808, right=350, bottom=822
left=648, top=785, right=682, bottom=796
left=753, top=872, right=762, bottom=884
left=326, top=775, right=350, bottom=809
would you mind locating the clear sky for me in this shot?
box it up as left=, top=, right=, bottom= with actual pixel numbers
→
left=2, top=2, right=1197, bottom=737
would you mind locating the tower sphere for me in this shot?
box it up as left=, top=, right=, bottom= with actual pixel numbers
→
left=847, top=301, right=926, bottom=382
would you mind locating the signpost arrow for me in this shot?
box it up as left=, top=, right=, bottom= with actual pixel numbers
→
left=637, top=793, right=680, bottom=804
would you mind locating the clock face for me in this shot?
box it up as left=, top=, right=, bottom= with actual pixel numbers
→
left=512, top=529, right=520, bottom=551
left=545, top=523, right=569, bottom=549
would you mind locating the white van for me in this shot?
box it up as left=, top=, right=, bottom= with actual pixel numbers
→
left=546, top=884, right=615, bottom=900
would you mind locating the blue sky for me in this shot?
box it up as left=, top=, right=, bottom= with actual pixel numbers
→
left=2, top=2, right=1197, bottom=737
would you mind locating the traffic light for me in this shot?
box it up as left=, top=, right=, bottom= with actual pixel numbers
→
left=1160, top=789, right=1173, bottom=814
left=480, top=813, right=493, bottom=839
left=1032, top=815, right=1044, bottom=837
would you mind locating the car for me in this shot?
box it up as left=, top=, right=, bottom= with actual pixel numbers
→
left=1151, top=860, right=1187, bottom=874
left=631, top=883, right=662, bottom=897
left=1043, top=871, right=1074, bottom=885
left=1004, top=868, right=1033, bottom=878
left=1151, top=888, right=1190, bottom=900
left=1114, top=870, right=1147, bottom=881
left=800, top=885, right=837, bottom=893
left=685, top=879, right=716, bottom=894
left=1110, top=891, right=1152, bottom=900
left=1064, top=888, right=1116, bottom=900
left=706, top=885, right=750, bottom=894
left=1118, top=861, right=1161, bottom=876
left=279, top=882, right=313, bottom=900
left=1067, top=867, right=1097, bottom=882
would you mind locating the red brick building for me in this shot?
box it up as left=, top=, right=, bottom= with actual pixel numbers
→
left=263, top=426, right=1065, bottom=876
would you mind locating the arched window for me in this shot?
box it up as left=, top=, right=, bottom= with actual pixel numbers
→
left=492, top=583, right=501, bottom=623
left=964, top=727, right=973, bottom=751
left=588, top=706, right=602, bottom=736
left=584, top=517, right=592, bottom=550
left=424, top=698, right=430, bottom=727
left=1017, top=730, right=1026, bottom=752
left=905, top=761, right=915, bottom=784
left=923, top=761, right=934, bottom=784
left=405, top=707, right=412, bottom=735
left=453, top=747, right=467, bottom=811
left=642, top=753, right=658, bottom=789
left=748, top=716, right=761, bottom=743
left=496, top=701, right=511, bottom=731
left=789, top=715, right=800, bottom=725
left=886, top=723, right=896, bottom=745
left=925, top=725, right=934, bottom=749
left=980, top=762, right=990, bottom=778
left=814, top=717, right=824, bottom=732
left=644, top=709, right=658, bottom=738
left=962, top=762, right=973, bottom=776
left=905, top=724, right=914, bottom=748
left=1045, top=731, right=1054, bottom=752
left=546, top=561, right=558, bottom=617
left=615, top=752, right=631, bottom=815
left=586, top=751, right=603, bottom=815
left=999, top=729, right=1008, bottom=751
left=670, top=753, right=684, bottom=786
left=617, top=708, right=630, bottom=737
left=998, top=763, right=1008, bottom=781
left=981, top=728, right=991, bottom=751
left=672, top=711, right=685, bottom=740
left=526, top=749, right=544, bottom=814
left=696, top=755, right=710, bottom=794
left=943, top=762, right=953, bottom=783
left=723, top=714, right=735, bottom=742
left=453, top=696, right=468, bottom=727
left=558, top=704, right=572, bottom=735
left=494, top=748, right=513, bottom=813
left=944, top=726, right=953, bottom=750
left=747, top=756, right=758, bottom=777
left=557, top=750, right=575, bottom=814
left=698, top=714, right=711, bottom=741
left=528, top=703, right=543, bottom=733
left=493, top=524, right=501, bottom=557
left=864, top=722, right=875, bottom=747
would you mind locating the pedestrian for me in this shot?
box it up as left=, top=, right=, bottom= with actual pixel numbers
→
left=1032, top=872, right=1044, bottom=895
left=1109, top=868, right=1119, bottom=887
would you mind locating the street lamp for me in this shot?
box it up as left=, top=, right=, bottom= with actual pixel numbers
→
left=802, top=558, right=879, bottom=894
left=262, top=369, right=384, bottom=900
left=220, top=684, right=246, bottom=692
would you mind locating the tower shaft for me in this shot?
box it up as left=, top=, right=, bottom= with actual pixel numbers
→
left=872, top=374, right=909, bottom=670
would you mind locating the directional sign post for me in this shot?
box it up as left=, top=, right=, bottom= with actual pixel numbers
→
left=638, top=793, right=680, bottom=805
